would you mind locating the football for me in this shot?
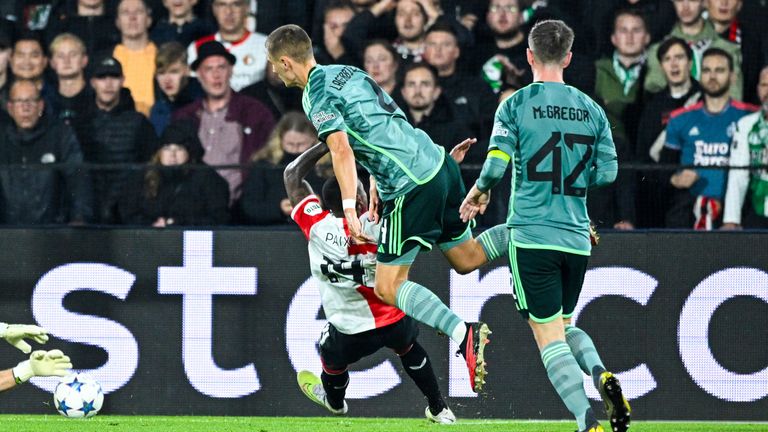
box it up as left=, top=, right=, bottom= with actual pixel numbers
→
left=53, top=373, right=104, bottom=418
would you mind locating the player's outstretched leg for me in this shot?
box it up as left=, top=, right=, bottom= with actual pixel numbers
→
left=296, top=370, right=348, bottom=415
left=396, top=341, right=455, bottom=424
left=565, top=325, right=631, bottom=432
left=392, top=278, right=491, bottom=393
left=456, top=322, right=491, bottom=392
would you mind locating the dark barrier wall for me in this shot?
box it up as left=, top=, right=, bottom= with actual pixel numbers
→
left=0, top=229, right=766, bottom=420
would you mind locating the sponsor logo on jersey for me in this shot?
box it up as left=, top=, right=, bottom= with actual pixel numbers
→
left=312, top=111, right=337, bottom=127
left=689, top=126, right=700, bottom=136
left=304, top=202, right=323, bottom=216
left=491, top=121, right=509, bottom=137
left=693, top=140, right=730, bottom=166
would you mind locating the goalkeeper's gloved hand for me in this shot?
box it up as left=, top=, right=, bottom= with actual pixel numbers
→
left=12, top=349, right=73, bottom=384
left=0, top=322, right=49, bottom=354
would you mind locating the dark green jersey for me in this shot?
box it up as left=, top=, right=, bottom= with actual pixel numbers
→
left=490, top=82, right=618, bottom=254
left=302, top=65, right=444, bottom=200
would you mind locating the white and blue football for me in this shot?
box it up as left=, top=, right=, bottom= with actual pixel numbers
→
left=53, top=373, right=104, bottom=418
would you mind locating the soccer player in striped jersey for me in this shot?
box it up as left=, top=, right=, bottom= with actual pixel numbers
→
left=266, top=25, right=509, bottom=393
left=283, top=142, right=482, bottom=423
left=461, top=20, right=630, bottom=432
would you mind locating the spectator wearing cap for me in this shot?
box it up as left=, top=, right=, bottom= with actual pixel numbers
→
left=150, top=0, right=215, bottom=47
left=48, top=33, right=94, bottom=148
left=45, top=0, right=120, bottom=58
left=119, top=120, right=230, bottom=226
left=85, top=54, right=158, bottom=224
left=0, top=79, right=93, bottom=225
left=187, top=0, right=269, bottom=91
left=113, top=0, right=158, bottom=117
left=173, top=40, right=275, bottom=204
left=149, top=41, right=203, bottom=135
left=0, top=28, right=11, bottom=113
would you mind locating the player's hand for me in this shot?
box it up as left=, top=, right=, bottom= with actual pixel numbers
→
left=370, top=0, right=397, bottom=17
left=280, top=198, right=293, bottom=216
left=670, top=169, right=699, bottom=189
left=12, top=349, right=72, bottom=384
left=450, top=138, right=477, bottom=164
left=368, top=181, right=380, bottom=223
left=345, top=208, right=376, bottom=244
left=0, top=323, right=49, bottom=354
left=497, top=55, right=525, bottom=88
left=459, top=184, right=490, bottom=222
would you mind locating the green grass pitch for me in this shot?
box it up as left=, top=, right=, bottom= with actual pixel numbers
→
left=1, top=416, right=766, bottom=432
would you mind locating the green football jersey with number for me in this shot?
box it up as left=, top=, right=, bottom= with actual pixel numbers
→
left=302, top=64, right=445, bottom=201
left=490, top=82, right=618, bottom=254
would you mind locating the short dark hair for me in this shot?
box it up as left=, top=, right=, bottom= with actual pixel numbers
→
left=322, top=177, right=343, bottom=215
left=656, top=36, right=692, bottom=62
left=425, top=22, right=458, bottom=42
left=324, top=0, right=354, bottom=18
left=402, top=62, right=439, bottom=84
left=363, top=39, right=399, bottom=63
left=528, top=20, right=574, bottom=65
left=14, top=30, right=46, bottom=56
left=702, top=47, right=734, bottom=72
left=613, top=8, right=647, bottom=34
left=266, top=24, right=314, bottom=62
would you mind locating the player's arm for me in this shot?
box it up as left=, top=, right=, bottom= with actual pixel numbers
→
left=461, top=112, right=515, bottom=222
left=326, top=131, right=371, bottom=242
left=589, top=114, right=619, bottom=188
left=284, top=141, right=329, bottom=206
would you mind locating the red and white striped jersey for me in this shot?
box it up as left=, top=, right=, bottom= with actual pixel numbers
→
left=188, top=31, right=268, bottom=91
left=291, top=195, right=405, bottom=335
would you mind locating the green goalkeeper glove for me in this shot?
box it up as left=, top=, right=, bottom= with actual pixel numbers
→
left=0, top=322, right=49, bottom=354
left=12, top=350, right=73, bottom=384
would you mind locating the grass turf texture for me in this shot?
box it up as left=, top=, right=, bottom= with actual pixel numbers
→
left=0, top=416, right=766, bottom=432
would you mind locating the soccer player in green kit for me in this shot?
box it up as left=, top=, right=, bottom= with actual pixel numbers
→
left=461, top=20, right=631, bottom=432
left=265, top=25, right=510, bottom=393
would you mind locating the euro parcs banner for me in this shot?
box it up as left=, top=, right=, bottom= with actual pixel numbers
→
left=0, top=228, right=766, bottom=420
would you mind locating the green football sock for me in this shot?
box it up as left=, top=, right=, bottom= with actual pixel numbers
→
left=396, top=281, right=464, bottom=343
left=541, top=341, right=594, bottom=431
left=476, top=224, right=509, bottom=261
left=565, top=325, right=606, bottom=389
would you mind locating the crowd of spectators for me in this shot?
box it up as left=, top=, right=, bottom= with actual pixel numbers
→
left=0, top=0, right=767, bottom=230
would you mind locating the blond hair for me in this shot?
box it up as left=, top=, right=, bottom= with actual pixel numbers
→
left=265, top=24, right=314, bottom=63
left=156, top=41, right=188, bottom=73
left=49, top=33, right=86, bottom=56
left=252, top=112, right=318, bottom=165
